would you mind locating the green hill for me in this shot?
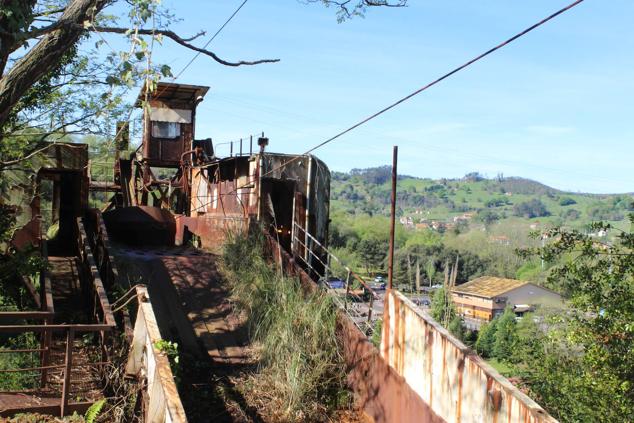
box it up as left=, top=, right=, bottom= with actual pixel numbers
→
left=331, top=167, right=633, bottom=232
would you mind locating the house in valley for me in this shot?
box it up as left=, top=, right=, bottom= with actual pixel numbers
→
left=451, top=276, right=562, bottom=322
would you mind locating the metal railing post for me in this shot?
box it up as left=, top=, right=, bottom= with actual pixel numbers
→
left=345, top=269, right=351, bottom=311
left=230, top=142, right=233, bottom=157
left=61, top=328, right=75, bottom=416
left=240, top=138, right=243, bottom=156
left=39, top=321, right=50, bottom=388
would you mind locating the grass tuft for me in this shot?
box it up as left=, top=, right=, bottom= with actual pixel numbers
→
left=222, top=229, right=350, bottom=421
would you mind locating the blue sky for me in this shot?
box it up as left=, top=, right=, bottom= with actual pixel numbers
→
left=114, top=0, right=633, bottom=193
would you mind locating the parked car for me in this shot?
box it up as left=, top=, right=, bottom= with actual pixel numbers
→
left=324, top=277, right=346, bottom=289
left=369, top=282, right=386, bottom=291
left=413, top=297, right=431, bottom=307
left=374, top=275, right=385, bottom=283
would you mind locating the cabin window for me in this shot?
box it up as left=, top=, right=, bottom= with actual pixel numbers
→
left=151, top=121, right=180, bottom=139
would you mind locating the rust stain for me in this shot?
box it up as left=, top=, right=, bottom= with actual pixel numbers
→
left=393, top=294, right=401, bottom=372
left=508, top=393, right=513, bottom=423
left=426, top=327, right=434, bottom=407
left=381, top=290, right=390, bottom=360
left=456, top=356, right=464, bottom=423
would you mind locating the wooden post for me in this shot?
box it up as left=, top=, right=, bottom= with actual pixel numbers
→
left=60, top=328, right=75, bottom=416
left=367, top=292, right=374, bottom=324
left=387, top=146, right=398, bottom=290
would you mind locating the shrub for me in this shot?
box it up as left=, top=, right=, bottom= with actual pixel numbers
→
left=558, top=197, right=576, bottom=206
left=475, top=318, right=498, bottom=357
left=513, top=199, right=550, bottom=218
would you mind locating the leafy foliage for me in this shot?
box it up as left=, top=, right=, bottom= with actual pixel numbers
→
left=84, top=399, right=106, bottom=423
left=475, top=318, right=498, bottom=358
left=513, top=199, right=550, bottom=218
left=492, top=307, right=516, bottom=361
left=515, top=215, right=634, bottom=421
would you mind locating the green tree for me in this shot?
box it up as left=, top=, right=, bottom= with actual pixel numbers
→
left=519, top=216, right=634, bottom=421
left=430, top=286, right=455, bottom=327
left=513, top=199, right=550, bottom=218
left=475, top=318, right=498, bottom=358
left=357, top=237, right=387, bottom=274
left=493, top=307, right=517, bottom=361
left=448, top=315, right=465, bottom=341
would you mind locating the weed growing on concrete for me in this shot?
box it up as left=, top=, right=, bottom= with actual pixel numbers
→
left=222, top=229, right=350, bottom=421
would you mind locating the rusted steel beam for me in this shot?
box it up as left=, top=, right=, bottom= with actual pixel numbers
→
left=0, top=311, right=55, bottom=319
left=0, top=324, right=114, bottom=332
left=0, top=364, right=64, bottom=372
left=19, top=275, right=41, bottom=309
left=0, top=400, right=95, bottom=418
left=388, top=145, right=398, bottom=290
left=60, top=328, right=74, bottom=417
left=0, top=348, right=48, bottom=354
left=77, top=219, right=116, bottom=327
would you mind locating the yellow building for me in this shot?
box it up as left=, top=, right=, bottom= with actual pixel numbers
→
left=451, top=276, right=562, bottom=322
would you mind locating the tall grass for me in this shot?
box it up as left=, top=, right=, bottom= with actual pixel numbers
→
left=222, top=229, right=349, bottom=421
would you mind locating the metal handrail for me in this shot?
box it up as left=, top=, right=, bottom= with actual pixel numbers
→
left=290, top=221, right=379, bottom=336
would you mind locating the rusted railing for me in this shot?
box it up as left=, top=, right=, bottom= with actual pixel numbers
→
left=0, top=219, right=116, bottom=417
left=290, top=221, right=380, bottom=336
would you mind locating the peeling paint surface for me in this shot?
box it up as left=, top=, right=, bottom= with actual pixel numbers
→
left=381, top=290, right=558, bottom=423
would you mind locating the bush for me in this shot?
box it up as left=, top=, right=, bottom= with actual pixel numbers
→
left=493, top=307, right=517, bottom=361
left=513, top=199, right=550, bottom=218
left=475, top=318, right=498, bottom=357
left=558, top=197, right=576, bottom=206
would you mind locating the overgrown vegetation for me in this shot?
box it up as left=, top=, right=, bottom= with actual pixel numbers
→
left=222, top=229, right=350, bottom=421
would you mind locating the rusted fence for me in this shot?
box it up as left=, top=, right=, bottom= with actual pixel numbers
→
left=0, top=218, right=116, bottom=417
left=125, top=285, right=188, bottom=423
left=290, top=220, right=380, bottom=335
left=381, top=290, right=557, bottom=423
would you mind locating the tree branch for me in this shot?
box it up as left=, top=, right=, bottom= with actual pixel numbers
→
left=91, top=26, right=280, bottom=66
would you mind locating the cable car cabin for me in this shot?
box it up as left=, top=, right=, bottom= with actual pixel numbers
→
left=137, top=82, right=209, bottom=167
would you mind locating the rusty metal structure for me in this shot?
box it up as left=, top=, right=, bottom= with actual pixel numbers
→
left=1, top=83, right=561, bottom=423
left=0, top=144, right=187, bottom=420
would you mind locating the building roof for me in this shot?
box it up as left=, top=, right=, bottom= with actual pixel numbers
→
left=136, top=82, right=210, bottom=106
left=452, top=276, right=529, bottom=298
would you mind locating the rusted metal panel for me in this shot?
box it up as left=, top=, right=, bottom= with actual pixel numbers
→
left=4, top=143, right=89, bottom=249
left=103, top=205, right=176, bottom=246
left=381, top=290, right=558, bottom=423
left=138, top=82, right=208, bottom=168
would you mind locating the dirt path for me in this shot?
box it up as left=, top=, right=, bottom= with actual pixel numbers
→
left=114, top=246, right=262, bottom=422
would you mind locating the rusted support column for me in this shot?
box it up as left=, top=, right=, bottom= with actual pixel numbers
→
left=388, top=146, right=398, bottom=290
left=60, top=328, right=75, bottom=416
left=39, top=322, right=50, bottom=388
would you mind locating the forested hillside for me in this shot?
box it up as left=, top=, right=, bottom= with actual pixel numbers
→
left=328, top=167, right=633, bottom=288
left=331, top=167, right=632, bottom=228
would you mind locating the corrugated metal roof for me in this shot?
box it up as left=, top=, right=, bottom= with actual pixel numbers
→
left=452, top=276, right=528, bottom=298
left=136, top=82, right=210, bottom=105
